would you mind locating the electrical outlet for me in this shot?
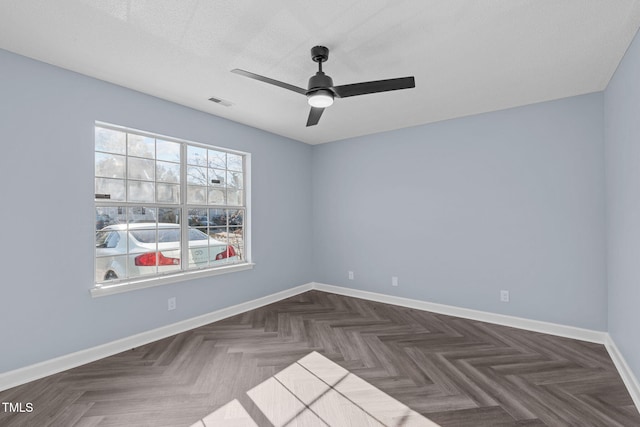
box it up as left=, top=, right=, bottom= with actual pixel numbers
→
left=392, top=276, right=399, bottom=287
left=168, top=297, right=176, bottom=311
left=500, top=290, right=509, bottom=303
left=348, top=271, right=354, bottom=280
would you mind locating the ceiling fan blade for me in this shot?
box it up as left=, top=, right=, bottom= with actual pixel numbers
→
left=231, top=69, right=307, bottom=95
left=333, top=76, right=415, bottom=98
left=306, top=107, right=325, bottom=127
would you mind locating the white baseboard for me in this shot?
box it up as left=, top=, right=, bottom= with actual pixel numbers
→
left=0, top=283, right=313, bottom=392
left=4, top=280, right=637, bottom=409
left=605, top=335, right=640, bottom=410
left=311, top=283, right=640, bottom=408
left=311, top=283, right=607, bottom=344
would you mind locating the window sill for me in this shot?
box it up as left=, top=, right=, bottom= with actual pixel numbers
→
left=90, top=263, right=255, bottom=298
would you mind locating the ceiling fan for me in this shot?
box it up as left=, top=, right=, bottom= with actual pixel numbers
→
left=232, top=46, right=416, bottom=127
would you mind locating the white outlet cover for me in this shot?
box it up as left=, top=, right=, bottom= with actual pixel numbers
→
left=500, top=290, right=510, bottom=302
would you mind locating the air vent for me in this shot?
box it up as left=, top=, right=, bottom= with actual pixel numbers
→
left=208, top=96, right=232, bottom=107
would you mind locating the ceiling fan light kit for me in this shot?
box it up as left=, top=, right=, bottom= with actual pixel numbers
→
left=307, top=89, right=334, bottom=108
left=232, top=45, right=415, bottom=127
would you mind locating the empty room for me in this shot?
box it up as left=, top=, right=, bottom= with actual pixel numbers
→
left=2, top=1, right=640, bottom=426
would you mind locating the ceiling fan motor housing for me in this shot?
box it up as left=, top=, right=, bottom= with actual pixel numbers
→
left=307, top=72, right=334, bottom=93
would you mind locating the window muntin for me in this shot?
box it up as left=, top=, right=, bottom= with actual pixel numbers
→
left=185, top=146, right=244, bottom=207
left=187, top=207, right=246, bottom=263
left=94, top=124, right=248, bottom=287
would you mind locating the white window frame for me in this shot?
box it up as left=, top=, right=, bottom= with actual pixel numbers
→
left=91, top=122, right=252, bottom=297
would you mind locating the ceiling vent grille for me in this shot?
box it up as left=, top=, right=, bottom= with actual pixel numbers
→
left=208, top=96, right=232, bottom=107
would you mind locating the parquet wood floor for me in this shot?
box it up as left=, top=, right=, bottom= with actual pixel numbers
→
left=0, top=290, right=638, bottom=426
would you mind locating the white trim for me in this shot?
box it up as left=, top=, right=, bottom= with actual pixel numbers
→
left=4, top=282, right=630, bottom=399
left=310, top=285, right=640, bottom=412
left=605, top=334, right=640, bottom=410
left=311, top=283, right=607, bottom=344
left=0, top=283, right=313, bottom=392
left=91, top=263, right=255, bottom=297
left=95, top=121, right=250, bottom=156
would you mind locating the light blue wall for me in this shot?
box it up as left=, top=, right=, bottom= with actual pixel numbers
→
left=0, top=49, right=313, bottom=373
left=605, top=28, right=640, bottom=380
left=312, top=93, right=607, bottom=330
left=4, top=42, right=635, bottom=377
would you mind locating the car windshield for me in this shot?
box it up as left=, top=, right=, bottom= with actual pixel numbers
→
left=130, top=228, right=209, bottom=243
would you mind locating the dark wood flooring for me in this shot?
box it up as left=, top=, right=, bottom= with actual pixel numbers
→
left=0, top=290, right=638, bottom=426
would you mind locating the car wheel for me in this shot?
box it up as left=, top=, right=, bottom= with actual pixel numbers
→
left=105, top=270, right=118, bottom=280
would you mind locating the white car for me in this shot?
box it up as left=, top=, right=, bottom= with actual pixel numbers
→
left=95, top=223, right=238, bottom=283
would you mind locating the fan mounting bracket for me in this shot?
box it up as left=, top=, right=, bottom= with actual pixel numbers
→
left=311, top=46, right=329, bottom=63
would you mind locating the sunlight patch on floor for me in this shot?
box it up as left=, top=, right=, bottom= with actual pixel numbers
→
left=192, top=351, right=440, bottom=426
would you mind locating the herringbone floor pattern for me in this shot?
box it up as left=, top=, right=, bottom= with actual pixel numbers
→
left=0, top=290, right=638, bottom=426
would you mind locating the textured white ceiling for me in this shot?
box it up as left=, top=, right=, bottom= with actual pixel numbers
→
left=2, top=0, right=640, bottom=144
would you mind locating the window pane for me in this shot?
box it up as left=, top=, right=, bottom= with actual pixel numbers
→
left=96, top=213, right=116, bottom=231
left=158, top=208, right=180, bottom=224
left=128, top=157, right=155, bottom=181
left=157, top=183, right=180, bottom=204
left=208, top=168, right=225, bottom=186
left=187, top=185, right=206, bottom=204
left=156, top=211, right=181, bottom=275
left=188, top=225, right=215, bottom=269
left=157, top=139, right=180, bottom=162
left=188, top=228, right=210, bottom=241
left=228, top=209, right=244, bottom=226
left=127, top=206, right=156, bottom=224
left=187, top=145, right=207, bottom=166
left=227, top=189, right=243, bottom=206
left=128, top=181, right=155, bottom=202
left=95, top=205, right=129, bottom=282
left=207, top=227, right=228, bottom=267
left=131, top=229, right=163, bottom=243
left=96, top=206, right=125, bottom=229
left=208, top=150, right=226, bottom=169
left=228, top=227, right=244, bottom=260
left=194, top=227, right=210, bottom=237
left=208, top=188, right=225, bottom=205
left=128, top=252, right=158, bottom=278
left=95, top=178, right=125, bottom=201
left=123, top=209, right=158, bottom=277
left=131, top=228, right=182, bottom=244
left=208, top=228, right=237, bottom=265
left=208, top=227, right=227, bottom=241
left=156, top=161, right=180, bottom=183
left=158, top=229, right=182, bottom=243
left=209, top=208, right=227, bottom=226
left=96, top=255, right=127, bottom=282
left=187, top=166, right=207, bottom=185
left=95, top=127, right=126, bottom=154
left=188, top=245, right=210, bottom=269
left=227, top=170, right=243, bottom=189
left=227, top=153, right=243, bottom=171
left=95, top=231, right=110, bottom=248
left=95, top=152, right=125, bottom=178
left=188, top=208, right=209, bottom=235
left=188, top=208, right=207, bottom=222
left=128, top=134, right=155, bottom=159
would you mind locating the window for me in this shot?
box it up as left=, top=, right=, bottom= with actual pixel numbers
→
left=93, top=123, right=251, bottom=296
